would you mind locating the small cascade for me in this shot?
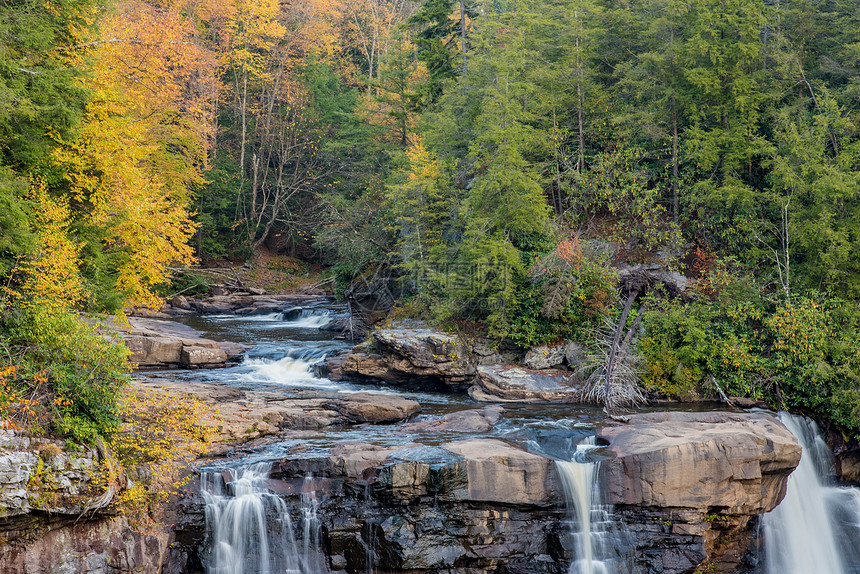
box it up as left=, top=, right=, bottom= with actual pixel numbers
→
left=201, top=463, right=325, bottom=574
left=763, top=413, right=860, bottom=574
left=239, top=348, right=339, bottom=390
left=282, top=308, right=332, bottom=328
left=555, top=438, right=629, bottom=574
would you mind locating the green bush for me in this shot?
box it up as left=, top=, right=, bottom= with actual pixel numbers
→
left=641, top=290, right=860, bottom=439
left=2, top=305, right=130, bottom=443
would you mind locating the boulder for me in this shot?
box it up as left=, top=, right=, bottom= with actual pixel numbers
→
left=522, top=343, right=566, bottom=370
left=322, top=393, right=421, bottom=424
left=597, top=411, right=801, bottom=514
left=469, top=365, right=583, bottom=403
left=341, top=326, right=475, bottom=388
left=171, top=295, right=191, bottom=310
left=143, top=337, right=183, bottom=364
left=563, top=342, right=586, bottom=367
left=401, top=406, right=504, bottom=433
left=180, top=346, right=228, bottom=366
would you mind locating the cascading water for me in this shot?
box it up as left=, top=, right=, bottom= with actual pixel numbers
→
left=555, top=438, right=630, bottom=574
left=763, top=412, right=860, bottom=574
left=201, top=462, right=325, bottom=574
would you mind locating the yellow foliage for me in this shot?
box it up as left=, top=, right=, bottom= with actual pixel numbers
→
left=20, top=187, right=84, bottom=309
left=52, top=0, right=218, bottom=310
left=110, top=385, right=218, bottom=516
left=406, top=139, right=440, bottom=181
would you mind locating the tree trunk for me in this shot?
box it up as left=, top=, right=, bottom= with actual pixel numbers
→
left=672, top=95, right=679, bottom=222
left=604, top=290, right=638, bottom=410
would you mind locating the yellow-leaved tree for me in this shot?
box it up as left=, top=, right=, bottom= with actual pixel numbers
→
left=52, top=0, right=222, bottom=310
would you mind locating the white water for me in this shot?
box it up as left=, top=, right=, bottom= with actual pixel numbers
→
left=202, top=463, right=324, bottom=574
left=555, top=438, right=628, bottom=574
left=208, top=308, right=332, bottom=328
left=286, top=309, right=332, bottom=328
left=763, top=413, right=860, bottom=574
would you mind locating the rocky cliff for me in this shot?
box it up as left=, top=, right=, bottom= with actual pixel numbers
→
left=165, top=411, right=800, bottom=574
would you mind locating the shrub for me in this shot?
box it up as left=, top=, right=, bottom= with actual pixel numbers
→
left=1, top=305, right=130, bottom=443
left=640, top=291, right=860, bottom=439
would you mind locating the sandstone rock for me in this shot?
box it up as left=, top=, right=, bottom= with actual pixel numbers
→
left=0, top=515, right=170, bottom=573
left=322, top=393, right=421, bottom=423
left=329, top=443, right=406, bottom=478
left=597, top=411, right=801, bottom=514
left=442, top=439, right=556, bottom=506
left=143, top=336, right=183, bottom=364
left=522, top=343, right=566, bottom=369
left=193, top=300, right=234, bottom=314
left=314, top=351, right=350, bottom=381
left=0, top=431, right=113, bottom=524
left=469, top=365, right=583, bottom=403
left=180, top=346, right=229, bottom=366
left=103, top=317, right=249, bottom=369
left=132, top=379, right=420, bottom=448
left=401, top=406, right=504, bottom=433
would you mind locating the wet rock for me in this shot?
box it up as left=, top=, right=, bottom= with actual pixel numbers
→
left=401, top=406, right=504, bottom=433
left=168, top=411, right=804, bottom=574
left=597, top=411, right=801, bottom=514
left=314, top=350, right=350, bottom=380
left=469, top=365, right=583, bottom=403
left=523, top=343, right=567, bottom=370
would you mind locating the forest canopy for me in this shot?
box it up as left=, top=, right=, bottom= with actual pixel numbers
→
left=1, top=0, right=859, bottom=438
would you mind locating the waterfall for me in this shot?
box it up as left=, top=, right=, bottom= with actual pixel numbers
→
left=555, top=438, right=629, bottom=574
left=201, top=462, right=325, bottom=574
left=763, top=412, right=860, bottom=574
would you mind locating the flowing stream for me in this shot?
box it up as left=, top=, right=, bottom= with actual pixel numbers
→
left=556, top=438, right=630, bottom=574
left=763, top=412, right=860, bottom=574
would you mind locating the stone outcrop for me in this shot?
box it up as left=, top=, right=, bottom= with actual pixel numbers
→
left=133, top=378, right=421, bottom=447
left=0, top=515, right=171, bottom=573
left=170, top=438, right=566, bottom=573
left=401, top=406, right=504, bottom=433
left=341, top=325, right=476, bottom=388
left=0, top=430, right=115, bottom=524
left=597, top=411, right=801, bottom=514
left=0, top=430, right=167, bottom=573
left=469, top=364, right=583, bottom=403
left=116, top=317, right=248, bottom=369
left=596, top=411, right=802, bottom=574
